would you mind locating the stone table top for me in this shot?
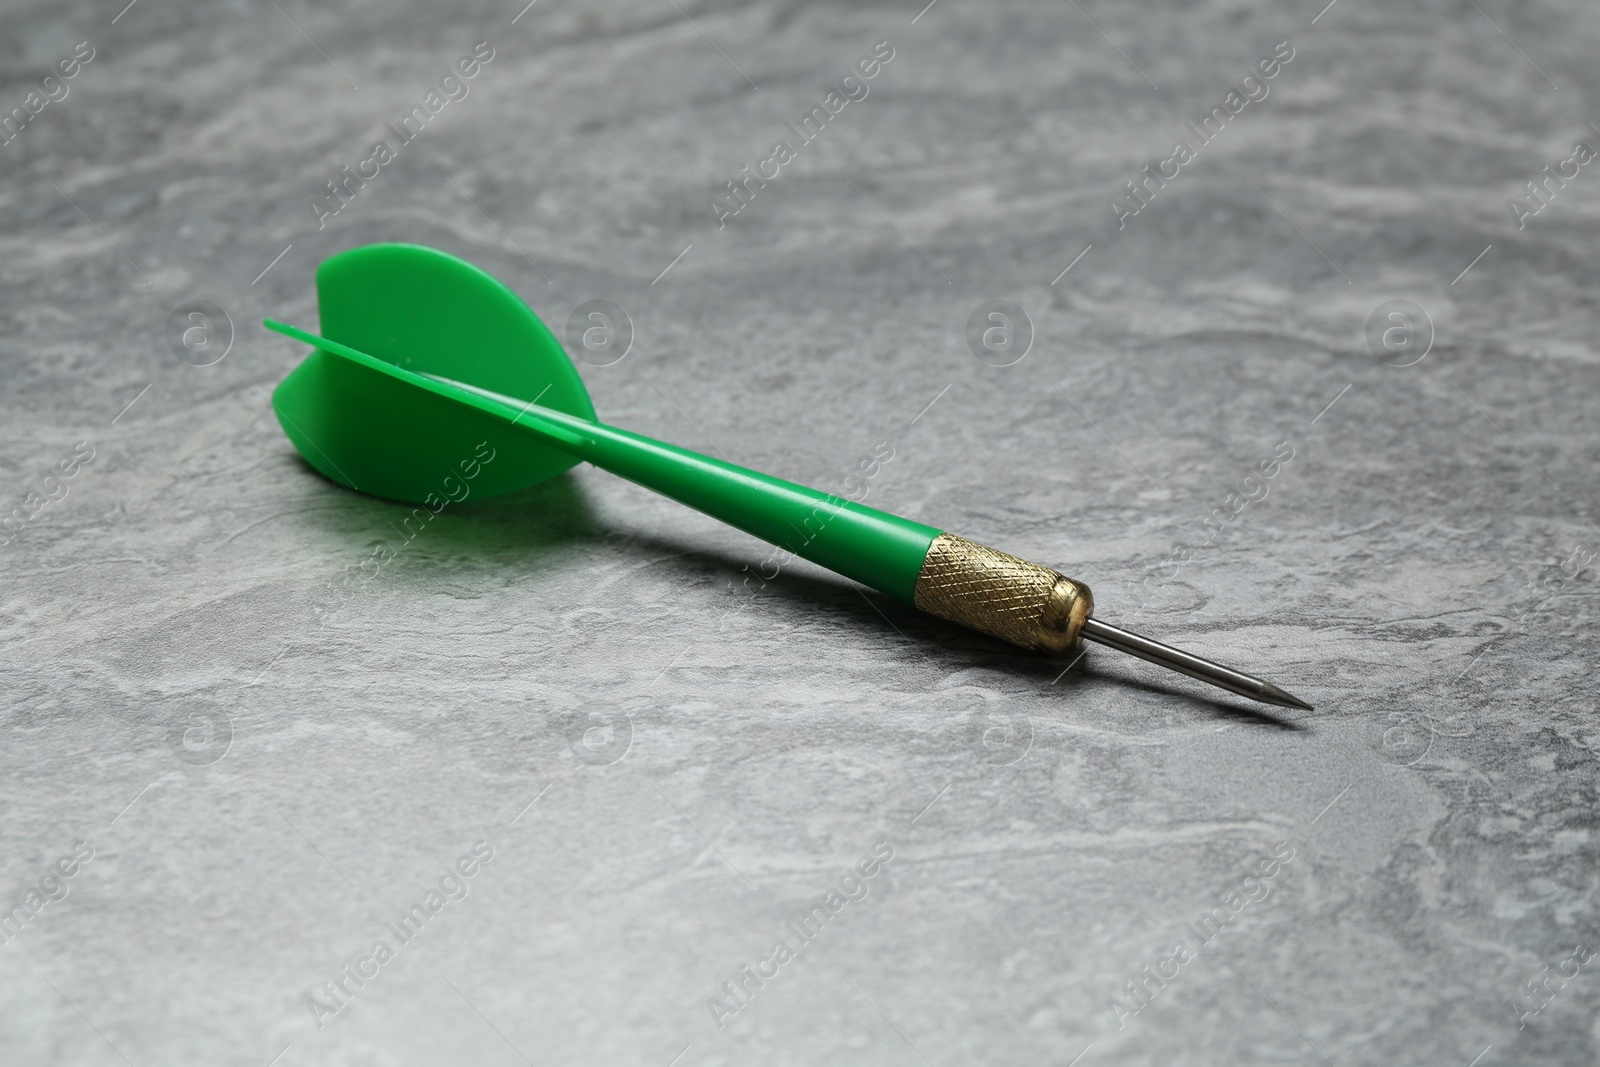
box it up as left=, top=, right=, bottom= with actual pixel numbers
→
left=2, top=1, right=1597, bottom=1064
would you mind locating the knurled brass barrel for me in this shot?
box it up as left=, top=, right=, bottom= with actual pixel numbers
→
left=911, top=532, right=1093, bottom=655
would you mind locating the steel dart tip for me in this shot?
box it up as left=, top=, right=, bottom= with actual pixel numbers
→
left=1080, top=616, right=1313, bottom=712
left=1255, top=682, right=1315, bottom=712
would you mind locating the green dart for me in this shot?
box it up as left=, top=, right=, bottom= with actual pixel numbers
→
left=266, top=243, right=1312, bottom=711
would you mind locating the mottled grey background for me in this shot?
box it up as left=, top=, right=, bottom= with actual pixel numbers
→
left=2, top=0, right=1597, bottom=1064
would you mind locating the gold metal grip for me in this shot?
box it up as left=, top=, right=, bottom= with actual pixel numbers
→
left=911, top=533, right=1093, bottom=655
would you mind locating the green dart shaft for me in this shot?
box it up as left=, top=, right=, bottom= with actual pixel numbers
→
left=519, top=406, right=939, bottom=601
left=441, top=375, right=942, bottom=602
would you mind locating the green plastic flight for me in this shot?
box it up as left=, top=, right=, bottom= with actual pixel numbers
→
left=267, top=243, right=940, bottom=602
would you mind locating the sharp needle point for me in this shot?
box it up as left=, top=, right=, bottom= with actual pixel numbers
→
left=1080, top=617, right=1312, bottom=711
left=1258, top=683, right=1314, bottom=711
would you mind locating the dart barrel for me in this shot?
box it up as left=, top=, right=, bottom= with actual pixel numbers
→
left=912, top=533, right=1094, bottom=654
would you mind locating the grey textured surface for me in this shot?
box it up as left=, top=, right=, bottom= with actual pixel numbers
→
left=2, top=0, right=1598, bottom=1064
